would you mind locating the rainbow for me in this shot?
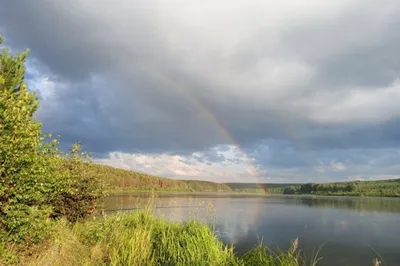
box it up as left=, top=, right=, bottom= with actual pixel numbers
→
left=141, top=65, right=267, bottom=194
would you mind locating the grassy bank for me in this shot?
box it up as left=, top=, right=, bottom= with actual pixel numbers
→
left=11, top=210, right=320, bottom=266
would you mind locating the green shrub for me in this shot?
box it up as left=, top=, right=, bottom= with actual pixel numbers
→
left=0, top=35, right=104, bottom=251
left=0, top=35, right=55, bottom=243
left=47, top=143, right=106, bottom=222
left=0, top=205, right=53, bottom=245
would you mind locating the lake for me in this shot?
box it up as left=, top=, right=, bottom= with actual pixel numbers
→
left=104, top=193, right=400, bottom=266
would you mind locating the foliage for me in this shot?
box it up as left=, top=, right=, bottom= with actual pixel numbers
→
left=47, top=143, right=106, bottom=222
left=283, top=186, right=297, bottom=195
left=0, top=36, right=55, bottom=244
left=0, top=35, right=104, bottom=254
left=185, top=180, right=232, bottom=192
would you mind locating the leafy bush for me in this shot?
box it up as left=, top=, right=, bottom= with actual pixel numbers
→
left=48, top=144, right=106, bottom=222
left=0, top=36, right=55, bottom=243
left=0, top=35, right=104, bottom=250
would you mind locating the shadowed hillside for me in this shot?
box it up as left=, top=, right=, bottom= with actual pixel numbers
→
left=84, top=163, right=232, bottom=192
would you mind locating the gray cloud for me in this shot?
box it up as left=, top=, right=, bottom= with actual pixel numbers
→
left=2, top=0, right=400, bottom=181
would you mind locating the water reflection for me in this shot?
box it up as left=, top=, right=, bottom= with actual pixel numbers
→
left=104, top=193, right=400, bottom=266
left=284, top=195, right=400, bottom=214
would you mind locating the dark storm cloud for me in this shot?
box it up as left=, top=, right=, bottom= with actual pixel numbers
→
left=2, top=0, right=400, bottom=180
left=36, top=75, right=227, bottom=155
left=0, top=2, right=226, bottom=153
left=0, top=0, right=163, bottom=81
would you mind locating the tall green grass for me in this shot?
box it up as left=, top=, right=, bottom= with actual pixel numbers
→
left=23, top=209, right=319, bottom=266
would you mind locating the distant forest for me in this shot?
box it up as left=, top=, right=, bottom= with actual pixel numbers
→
left=87, top=163, right=232, bottom=193
left=225, top=179, right=400, bottom=197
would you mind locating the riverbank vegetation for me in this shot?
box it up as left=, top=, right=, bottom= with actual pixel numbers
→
left=15, top=210, right=321, bottom=266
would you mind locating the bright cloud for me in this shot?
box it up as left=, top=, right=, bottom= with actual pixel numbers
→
left=94, top=145, right=263, bottom=183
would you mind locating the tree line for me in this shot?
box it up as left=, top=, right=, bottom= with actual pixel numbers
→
left=283, top=180, right=400, bottom=197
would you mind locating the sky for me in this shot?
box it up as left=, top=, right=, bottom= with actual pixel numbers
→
left=1, top=0, right=400, bottom=183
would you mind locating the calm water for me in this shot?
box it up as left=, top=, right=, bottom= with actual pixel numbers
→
left=104, top=193, right=400, bottom=266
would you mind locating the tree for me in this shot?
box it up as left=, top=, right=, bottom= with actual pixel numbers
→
left=0, top=36, right=56, bottom=243
left=300, top=183, right=314, bottom=194
left=0, top=35, right=104, bottom=246
left=283, top=186, right=297, bottom=195
left=345, top=183, right=356, bottom=193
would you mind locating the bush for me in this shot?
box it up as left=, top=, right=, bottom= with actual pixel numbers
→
left=48, top=144, right=106, bottom=222
left=0, top=35, right=104, bottom=250
left=0, top=35, right=54, bottom=243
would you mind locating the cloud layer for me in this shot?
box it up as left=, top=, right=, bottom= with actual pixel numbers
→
left=1, top=0, right=400, bottom=182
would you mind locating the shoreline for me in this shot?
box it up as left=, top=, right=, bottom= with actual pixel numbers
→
left=106, top=190, right=400, bottom=199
